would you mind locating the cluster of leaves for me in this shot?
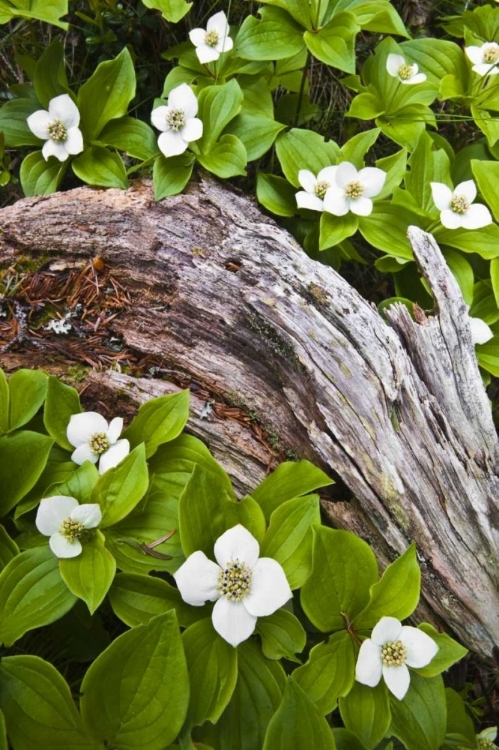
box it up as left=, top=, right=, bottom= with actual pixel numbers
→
left=0, top=366, right=488, bottom=749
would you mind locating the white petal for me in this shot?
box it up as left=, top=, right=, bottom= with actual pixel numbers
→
left=296, top=192, right=324, bottom=212
left=473, top=63, right=499, bottom=76
left=217, top=36, right=233, bottom=54
left=323, top=189, right=349, bottom=216
left=465, top=46, right=484, bottom=65
left=42, top=139, right=69, bottom=162
left=358, top=167, right=386, bottom=198
left=335, top=161, right=358, bottom=188
left=49, top=532, right=82, bottom=559
left=158, top=130, right=189, bottom=157
left=317, top=166, right=338, bottom=184
left=26, top=110, right=51, bottom=139
left=64, top=127, right=84, bottom=156
left=440, top=209, right=463, bottom=229
left=214, top=525, right=260, bottom=569
left=36, top=496, right=79, bottom=536
left=189, top=28, right=207, bottom=47
left=298, top=169, right=317, bottom=192
left=430, top=182, right=452, bottom=211
left=207, top=10, right=229, bottom=34
left=386, top=54, right=405, bottom=77
left=168, top=84, right=198, bottom=119
left=173, top=550, right=221, bottom=606
left=355, top=639, right=383, bottom=687
left=71, top=443, right=99, bottom=466
left=98, top=439, right=130, bottom=475
left=48, top=94, right=80, bottom=128
left=350, top=196, right=373, bottom=216
left=470, top=317, right=494, bottom=345
left=455, top=180, right=477, bottom=203
left=405, top=73, right=426, bottom=84
left=196, top=45, right=221, bottom=64
left=181, top=117, right=203, bottom=143
left=212, top=596, right=257, bottom=647
left=71, top=503, right=102, bottom=529
left=67, top=412, right=109, bottom=447
left=151, top=105, right=170, bottom=132
left=243, top=557, right=292, bottom=616
left=461, top=203, right=492, bottom=230
left=400, top=626, right=439, bottom=668
left=106, top=417, right=123, bottom=444
left=371, top=616, right=403, bottom=646
left=383, top=664, right=411, bottom=700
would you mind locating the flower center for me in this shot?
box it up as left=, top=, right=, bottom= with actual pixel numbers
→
left=450, top=194, right=470, bottom=214
left=483, top=44, right=499, bottom=64
left=397, top=63, right=414, bottom=80
left=478, top=740, right=496, bottom=750
left=47, top=119, right=68, bottom=142
left=344, top=180, right=364, bottom=200
left=218, top=559, right=252, bottom=601
left=205, top=29, right=220, bottom=47
left=89, top=432, right=110, bottom=454
left=381, top=640, right=407, bottom=667
left=166, top=108, right=186, bottom=132
left=314, top=180, right=330, bottom=199
left=60, top=518, right=85, bottom=541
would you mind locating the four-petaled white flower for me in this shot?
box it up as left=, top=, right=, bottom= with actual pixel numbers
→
left=430, top=180, right=492, bottom=230
left=36, top=495, right=102, bottom=558
left=173, top=524, right=292, bottom=647
left=296, top=167, right=339, bottom=212
left=151, top=84, right=203, bottom=158
left=189, top=11, right=233, bottom=64
left=27, top=94, right=84, bottom=162
left=355, top=616, right=439, bottom=700
left=323, top=161, right=386, bottom=217
left=67, top=411, right=130, bottom=475
left=465, top=42, right=499, bottom=77
left=386, top=53, right=427, bottom=84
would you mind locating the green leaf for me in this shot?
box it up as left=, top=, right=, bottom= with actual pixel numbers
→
left=292, top=631, right=356, bottom=714
left=80, top=612, right=189, bottom=750
left=59, top=531, right=116, bottom=614
left=0, top=656, right=98, bottom=750
left=354, top=543, right=420, bottom=630
left=444, top=249, right=474, bottom=305
left=239, top=76, right=275, bottom=118
left=0, top=98, right=41, bottom=148
left=415, top=624, right=468, bottom=677
left=20, top=151, right=66, bottom=196
left=90, top=444, right=148, bottom=527
left=183, top=618, right=238, bottom=727
left=225, top=115, right=285, bottom=161
left=389, top=674, right=447, bottom=750
left=197, top=80, right=244, bottom=151
left=123, top=390, right=190, bottom=458
left=256, top=609, right=306, bottom=662
left=153, top=153, right=194, bottom=199
left=251, top=460, right=333, bottom=520
left=405, top=132, right=451, bottom=214
left=140, top=0, right=191, bottom=23
left=234, top=8, right=305, bottom=61
left=375, top=148, right=407, bottom=201
left=0, top=546, right=76, bottom=646
left=72, top=146, right=128, bottom=189
left=320, top=213, right=358, bottom=249
left=257, top=173, right=297, bottom=217
left=341, top=128, right=380, bottom=168
left=43, top=375, right=81, bottom=450
left=347, top=92, right=385, bottom=120
left=351, top=0, right=408, bottom=36
left=0, top=711, right=6, bottom=750
left=258, top=0, right=312, bottom=28
left=51, top=461, right=99, bottom=504
left=276, top=129, right=340, bottom=187
left=491, top=258, right=499, bottom=309
left=471, top=159, right=499, bottom=222
left=33, top=39, right=69, bottom=108
left=0, top=525, right=19, bottom=572
left=0, top=369, right=8, bottom=434
left=261, top=494, right=320, bottom=588
left=358, top=202, right=420, bottom=259
left=301, top=526, right=378, bottom=632
left=7, top=368, right=47, bottom=432
left=109, top=572, right=197, bottom=628
left=402, top=38, right=467, bottom=86
left=339, top=681, right=391, bottom=750
left=78, top=48, right=136, bottom=140
left=444, top=688, right=476, bottom=748
left=304, top=11, right=359, bottom=74
left=0, top=431, right=54, bottom=516
left=263, top=679, right=336, bottom=750
left=99, top=117, right=159, bottom=160
left=0, top=0, right=68, bottom=28
left=197, top=134, right=247, bottom=178
left=434, top=223, right=499, bottom=259
left=333, top=729, right=368, bottom=750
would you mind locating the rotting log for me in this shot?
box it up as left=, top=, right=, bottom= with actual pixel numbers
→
left=0, top=178, right=497, bottom=657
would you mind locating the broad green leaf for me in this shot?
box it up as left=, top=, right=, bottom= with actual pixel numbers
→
left=0, top=525, right=19, bottom=572
left=304, top=11, right=359, bottom=74
left=276, top=129, right=340, bottom=187
left=320, top=213, right=358, bottom=249
left=292, top=631, right=356, bottom=714
left=7, top=368, right=47, bottom=431
left=263, top=679, right=336, bottom=750
left=99, top=117, right=159, bottom=161
left=256, top=609, right=306, bottom=662
left=20, top=151, right=67, bottom=196
left=333, top=729, right=368, bottom=750
left=256, top=173, right=297, bottom=217
left=375, top=148, right=407, bottom=200
left=0, top=711, right=6, bottom=750
left=492, top=258, right=499, bottom=308
left=358, top=202, right=421, bottom=259
left=239, top=76, right=274, bottom=118
left=80, top=612, right=189, bottom=750
left=444, top=249, right=474, bottom=305
left=0, top=431, right=54, bottom=516
left=444, top=688, right=476, bottom=747
left=197, top=80, right=244, bottom=151
left=0, top=656, right=98, bottom=750
left=153, top=152, right=194, bottom=199
left=123, top=390, right=190, bottom=458
left=376, top=107, right=430, bottom=150
left=0, top=98, right=41, bottom=148
left=109, top=572, right=198, bottom=628
left=257, top=0, right=312, bottom=28
left=0, top=369, right=8, bottom=434
left=43, top=375, right=81, bottom=450
left=90, top=444, right=148, bottom=527
left=389, top=674, right=447, bottom=750
left=234, top=8, right=305, bottom=61
left=251, top=460, right=332, bottom=520
left=59, top=531, right=116, bottom=614
left=0, top=546, right=76, bottom=646
left=140, top=0, right=191, bottom=23
left=15, top=445, right=76, bottom=517
left=197, top=134, right=247, bottom=178
left=225, top=114, right=285, bottom=161
left=341, top=128, right=380, bottom=167
left=301, top=526, right=378, bottom=632
left=0, top=0, right=68, bottom=28
left=405, top=132, right=451, bottom=214
left=347, top=92, right=385, bottom=120
left=339, top=681, right=391, bottom=750
left=33, top=39, right=69, bottom=107
left=183, top=618, right=238, bottom=727
left=49, top=461, right=99, bottom=504
left=471, top=159, right=499, bottom=222
left=72, top=146, right=128, bottom=189
left=351, top=0, right=408, bottom=36
left=354, top=543, right=420, bottom=630
left=435, top=223, right=499, bottom=259
left=415, top=624, right=468, bottom=677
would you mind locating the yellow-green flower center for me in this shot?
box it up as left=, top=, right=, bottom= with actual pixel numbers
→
left=483, top=44, right=499, bottom=64
left=398, top=63, right=414, bottom=80
left=450, top=194, right=470, bottom=214
left=381, top=640, right=407, bottom=667
left=60, top=518, right=85, bottom=541
left=166, top=108, right=186, bottom=132
left=314, top=180, right=330, bottom=199
left=89, top=432, right=110, bottom=454
left=47, top=119, right=67, bottom=142
left=478, top=740, right=497, bottom=750
left=218, top=559, right=252, bottom=601
left=205, top=29, right=220, bottom=47
left=344, top=180, right=364, bottom=200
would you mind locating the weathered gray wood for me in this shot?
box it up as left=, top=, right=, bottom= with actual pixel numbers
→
left=0, top=179, right=497, bottom=656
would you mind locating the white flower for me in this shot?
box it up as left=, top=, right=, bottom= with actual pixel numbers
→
left=431, top=180, right=493, bottom=230
left=296, top=167, right=339, bottom=212
left=67, top=411, right=130, bottom=475
left=173, top=524, right=292, bottom=647
left=151, top=84, right=203, bottom=158
left=355, top=616, right=439, bottom=700
left=465, top=42, right=499, bottom=77
left=323, top=161, right=386, bottom=217
left=386, top=53, right=427, bottom=84
left=477, top=727, right=498, bottom=749
left=36, top=495, right=102, bottom=558
left=27, top=94, right=84, bottom=162
left=189, top=11, right=233, bottom=64
left=468, top=310, right=494, bottom=346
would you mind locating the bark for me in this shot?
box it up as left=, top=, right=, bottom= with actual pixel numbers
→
left=0, top=178, right=497, bottom=657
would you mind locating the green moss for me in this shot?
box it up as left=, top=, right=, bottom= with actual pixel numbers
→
left=247, top=312, right=305, bottom=373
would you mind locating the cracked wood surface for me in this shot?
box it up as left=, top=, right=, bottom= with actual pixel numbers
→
left=0, top=179, right=497, bottom=656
